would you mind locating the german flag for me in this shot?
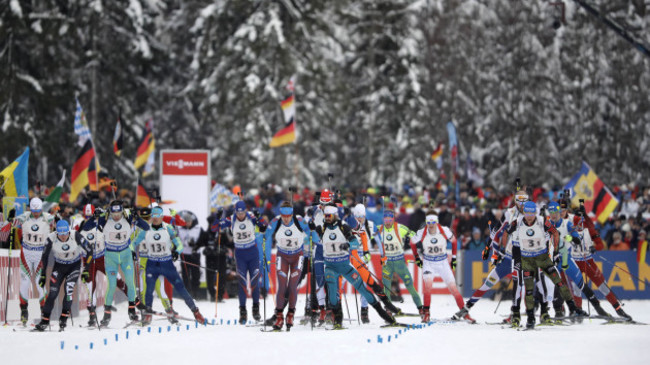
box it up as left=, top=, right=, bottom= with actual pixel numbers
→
left=113, top=114, right=123, bottom=157
left=136, top=180, right=153, bottom=208
left=564, top=162, right=619, bottom=224
left=70, top=140, right=98, bottom=202
left=134, top=120, right=154, bottom=169
left=269, top=77, right=296, bottom=148
left=431, top=143, right=443, bottom=169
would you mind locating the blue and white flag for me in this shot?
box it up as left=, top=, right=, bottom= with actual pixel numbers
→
left=209, top=183, right=239, bottom=210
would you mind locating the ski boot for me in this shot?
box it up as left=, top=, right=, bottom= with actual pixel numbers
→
left=193, top=308, right=206, bottom=324
left=526, top=310, right=535, bottom=330
left=34, top=317, right=50, bottom=332
left=272, top=310, right=284, bottom=330
left=59, top=312, right=69, bottom=332
left=87, top=306, right=97, bottom=326
left=421, top=306, right=430, bottom=323
left=252, top=303, right=261, bottom=322
left=452, top=306, right=469, bottom=321
left=264, top=313, right=277, bottom=326
left=554, top=305, right=565, bottom=325
left=128, top=301, right=139, bottom=322
left=567, top=300, right=587, bottom=323
left=317, top=306, right=327, bottom=326
left=286, top=308, right=295, bottom=331
left=539, top=302, right=553, bottom=325
left=510, top=310, right=521, bottom=328
left=591, top=300, right=609, bottom=317
left=166, top=306, right=179, bottom=325
left=135, top=298, right=146, bottom=310
left=360, top=307, right=370, bottom=324
left=616, top=306, right=632, bottom=321
left=372, top=302, right=396, bottom=325
left=463, top=313, right=477, bottom=324
left=332, top=306, right=344, bottom=329
left=100, top=306, right=114, bottom=327
left=141, top=307, right=153, bottom=326
left=239, top=306, right=248, bottom=325
left=324, top=309, right=334, bottom=325
left=20, top=303, right=28, bottom=326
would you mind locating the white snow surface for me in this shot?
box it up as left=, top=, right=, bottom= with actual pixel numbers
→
left=2, top=296, right=647, bottom=364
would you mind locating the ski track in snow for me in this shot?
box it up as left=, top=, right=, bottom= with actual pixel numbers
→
left=2, top=296, right=647, bottom=365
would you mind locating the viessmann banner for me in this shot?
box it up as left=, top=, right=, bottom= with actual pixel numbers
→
left=160, top=150, right=210, bottom=230
left=461, top=250, right=650, bottom=300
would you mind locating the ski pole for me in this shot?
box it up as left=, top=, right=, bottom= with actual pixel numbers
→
left=494, top=277, right=513, bottom=314
left=4, top=227, right=14, bottom=325
left=348, top=253, right=403, bottom=301
left=595, top=254, right=650, bottom=285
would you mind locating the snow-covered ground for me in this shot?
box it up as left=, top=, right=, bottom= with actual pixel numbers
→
left=1, top=294, right=647, bottom=365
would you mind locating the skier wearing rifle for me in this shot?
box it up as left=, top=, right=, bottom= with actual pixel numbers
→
left=12, top=197, right=54, bottom=325
left=503, top=201, right=586, bottom=329
left=78, top=204, right=129, bottom=326
left=560, top=199, right=632, bottom=320
left=90, top=200, right=149, bottom=326
left=350, top=204, right=401, bottom=323
left=219, top=200, right=267, bottom=324
left=314, top=204, right=396, bottom=329
left=547, top=201, right=610, bottom=320
left=376, top=207, right=422, bottom=314
left=132, top=206, right=205, bottom=325
left=411, top=212, right=473, bottom=323
left=34, top=220, right=93, bottom=331
left=265, top=201, right=316, bottom=330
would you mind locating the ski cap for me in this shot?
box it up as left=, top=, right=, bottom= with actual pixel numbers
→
left=30, top=197, right=43, bottom=212
left=235, top=200, right=247, bottom=213
left=56, top=220, right=70, bottom=235
left=523, top=201, right=537, bottom=214
left=548, top=201, right=560, bottom=213
left=323, top=205, right=338, bottom=217
left=319, top=189, right=333, bottom=204
left=110, top=203, right=123, bottom=213
left=151, top=206, right=164, bottom=218
left=425, top=214, right=438, bottom=225
left=352, top=204, right=366, bottom=218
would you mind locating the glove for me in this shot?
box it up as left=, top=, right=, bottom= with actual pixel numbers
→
left=589, top=245, right=596, bottom=254
left=362, top=251, right=371, bottom=263
left=481, top=245, right=491, bottom=261
left=380, top=256, right=387, bottom=266
left=340, top=242, right=350, bottom=251
left=94, top=207, right=104, bottom=218
left=131, top=250, right=138, bottom=262
left=219, top=219, right=230, bottom=230
left=414, top=254, right=423, bottom=268
left=38, top=273, right=47, bottom=288
left=579, top=205, right=586, bottom=216
left=552, top=251, right=560, bottom=266
left=451, top=255, right=457, bottom=270
left=172, top=250, right=179, bottom=262
left=82, top=269, right=90, bottom=283
left=308, top=221, right=316, bottom=231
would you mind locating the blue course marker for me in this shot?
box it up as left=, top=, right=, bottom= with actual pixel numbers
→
left=60, top=341, right=64, bottom=350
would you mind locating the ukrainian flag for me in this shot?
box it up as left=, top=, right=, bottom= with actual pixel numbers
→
left=564, top=161, right=619, bottom=224
left=0, top=148, right=29, bottom=197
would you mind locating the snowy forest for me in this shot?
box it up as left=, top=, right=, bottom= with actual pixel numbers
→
left=1, top=0, right=649, bottom=192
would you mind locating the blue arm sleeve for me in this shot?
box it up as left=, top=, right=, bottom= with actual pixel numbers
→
left=132, top=229, right=147, bottom=251
left=168, top=226, right=183, bottom=251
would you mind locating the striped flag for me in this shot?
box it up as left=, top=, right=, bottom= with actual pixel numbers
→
left=136, top=179, right=153, bottom=208
left=74, top=98, right=92, bottom=147
left=0, top=147, right=29, bottom=197
left=269, top=77, right=297, bottom=148
left=113, top=114, right=123, bottom=157
left=71, top=140, right=98, bottom=202
left=431, top=143, right=443, bottom=170
left=209, top=183, right=239, bottom=210
left=134, top=119, right=155, bottom=170
left=564, top=161, right=619, bottom=224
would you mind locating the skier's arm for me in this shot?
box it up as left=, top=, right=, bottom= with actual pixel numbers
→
left=543, top=219, right=560, bottom=251
left=168, top=225, right=183, bottom=252
left=75, top=231, right=93, bottom=262
left=132, top=229, right=147, bottom=252
left=581, top=214, right=605, bottom=251
left=40, top=236, right=53, bottom=273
